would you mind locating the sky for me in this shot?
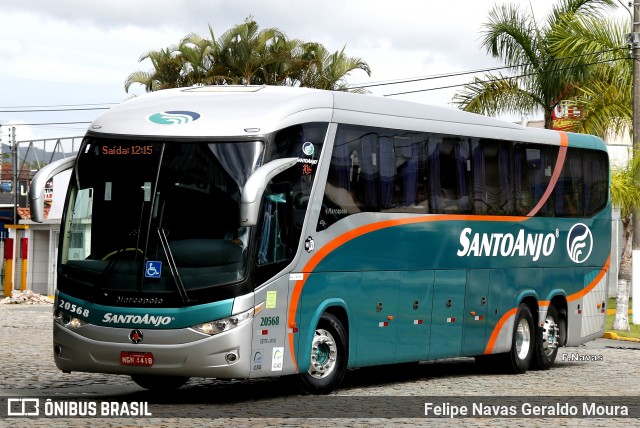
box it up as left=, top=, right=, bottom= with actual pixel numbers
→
left=0, top=0, right=631, bottom=143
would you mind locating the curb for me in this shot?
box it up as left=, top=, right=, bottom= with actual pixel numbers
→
left=602, top=331, right=640, bottom=342
left=606, top=309, right=632, bottom=315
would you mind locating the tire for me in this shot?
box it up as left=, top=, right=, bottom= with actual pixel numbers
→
left=130, top=375, right=189, bottom=390
left=532, top=305, right=561, bottom=370
left=505, top=304, right=534, bottom=374
left=297, top=312, right=348, bottom=394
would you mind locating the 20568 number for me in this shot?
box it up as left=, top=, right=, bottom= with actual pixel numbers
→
left=58, top=299, right=90, bottom=317
left=260, top=316, right=280, bottom=326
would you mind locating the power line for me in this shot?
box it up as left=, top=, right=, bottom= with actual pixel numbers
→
left=351, top=47, right=628, bottom=91
left=0, top=121, right=93, bottom=126
left=1, top=48, right=629, bottom=124
left=0, top=102, right=118, bottom=109
left=0, top=107, right=110, bottom=113
left=382, top=56, right=630, bottom=97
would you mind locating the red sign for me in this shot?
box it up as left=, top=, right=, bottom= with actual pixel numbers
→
left=552, top=100, right=582, bottom=131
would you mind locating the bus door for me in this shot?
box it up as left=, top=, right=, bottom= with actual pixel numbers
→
left=462, top=270, right=491, bottom=356
left=394, top=271, right=433, bottom=362
left=355, top=271, right=400, bottom=366
left=429, top=270, right=466, bottom=359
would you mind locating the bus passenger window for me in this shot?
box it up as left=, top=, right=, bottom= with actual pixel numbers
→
left=472, top=140, right=514, bottom=215
left=555, top=148, right=583, bottom=217
left=319, top=129, right=364, bottom=230
left=514, top=145, right=556, bottom=216
left=530, top=146, right=556, bottom=216
left=429, top=137, right=470, bottom=214
left=582, top=152, right=608, bottom=216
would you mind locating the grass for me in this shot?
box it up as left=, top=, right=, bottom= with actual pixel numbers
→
left=606, top=297, right=640, bottom=339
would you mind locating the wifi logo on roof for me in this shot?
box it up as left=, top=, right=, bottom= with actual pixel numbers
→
left=147, top=111, right=201, bottom=125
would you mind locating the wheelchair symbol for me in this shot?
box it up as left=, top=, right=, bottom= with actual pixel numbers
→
left=145, top=261, right=162, bottom=278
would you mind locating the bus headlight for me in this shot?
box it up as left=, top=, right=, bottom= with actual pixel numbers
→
left=54, top=310, right=87, bottom=330
left=191, top=307, right=254, bottom=335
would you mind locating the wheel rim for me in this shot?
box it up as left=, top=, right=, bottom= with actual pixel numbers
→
left=541, top=315, right=559, bottom=356
left=515, top=318, right=531, bottom=360
left=308, top=328, right=337, bottom=379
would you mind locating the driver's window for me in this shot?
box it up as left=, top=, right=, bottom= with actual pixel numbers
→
left=256, top=165, right=303, bottom=267
left=255, top=168, right=304, bottom=284
left=257, top=191, right=289, bottom=265
left=64, top=187, right=93, bottom=262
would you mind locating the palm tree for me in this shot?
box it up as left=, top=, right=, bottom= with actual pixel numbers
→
left=610, top=152, right=640, bottom=331
left=297, top=43, right=371, bottom=92
left=548, top=6, right=635, bottom=331
left=175, top=32, right=219, bottom=87
left=216, top=19, right=287, bottom=85
left=124, top=19, right=371, bottom=93
left=125, top=47, right=183, bottom=92
left=548, top=13, right=631, bottom=138
left=452, top=0, right=616, bottom=129
left=259, top=36, right=306, bottom=86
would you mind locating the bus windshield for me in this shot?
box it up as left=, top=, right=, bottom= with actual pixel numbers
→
left=59, top=137, right=263, bottom=305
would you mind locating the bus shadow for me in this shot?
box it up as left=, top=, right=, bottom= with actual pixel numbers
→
left=106, top=357, right=497, bottom=405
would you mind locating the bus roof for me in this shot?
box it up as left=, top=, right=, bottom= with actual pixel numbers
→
left=89, top=85, right=606, bottom=151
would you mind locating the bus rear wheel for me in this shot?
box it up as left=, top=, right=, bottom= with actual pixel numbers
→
left=532, top=305, right=561, bottom=370
left=297, top=312, right=348, bottom=394
left=130, top=375, right=189, bottom=390
left=505, top=304, right=534, bottom=374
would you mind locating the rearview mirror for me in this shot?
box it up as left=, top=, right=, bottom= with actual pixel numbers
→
left=240, top=157, right=298, bottom=226
left=29, top=157, right=76, bottom=223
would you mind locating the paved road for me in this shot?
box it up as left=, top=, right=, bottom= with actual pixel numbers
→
left=1, top=303, right=639, bottom=427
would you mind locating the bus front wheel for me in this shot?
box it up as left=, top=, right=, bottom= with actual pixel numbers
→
left=297, top=312, right=348, bottom=394
left=506, top=304, right=534, bottom=374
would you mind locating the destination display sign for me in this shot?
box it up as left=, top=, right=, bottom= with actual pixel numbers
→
left=101, top=145, right=154, bottom=155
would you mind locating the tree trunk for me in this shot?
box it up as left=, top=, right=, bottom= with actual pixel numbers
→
left=619, top=217, right=632, bottom=280
left=613, top=215, right=632, bottom=331
left=544, top=110, right=553, bottom=130
left=612, top=279, right=631, bottom=331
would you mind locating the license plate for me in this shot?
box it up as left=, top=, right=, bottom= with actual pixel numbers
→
left=120, top=351, right=154, bottom=367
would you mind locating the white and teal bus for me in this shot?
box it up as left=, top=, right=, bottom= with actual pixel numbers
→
left=30, top=86, right=610, bottom=393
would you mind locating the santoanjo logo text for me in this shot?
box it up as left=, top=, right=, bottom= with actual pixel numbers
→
left=102, top=313, right=172, bottom=326
left=457, top=228, right=557, bottom=262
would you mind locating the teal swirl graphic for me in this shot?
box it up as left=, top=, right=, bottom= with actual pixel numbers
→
left=147, top=111, right=201, bottom=125
left=566, top=223, right=593, bottom=264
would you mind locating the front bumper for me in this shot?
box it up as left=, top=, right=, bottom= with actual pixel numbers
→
left=53, top=319, right=253, bottom=378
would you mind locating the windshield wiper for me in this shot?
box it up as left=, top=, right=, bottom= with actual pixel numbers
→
left=157, top=228, right=194, bottom=304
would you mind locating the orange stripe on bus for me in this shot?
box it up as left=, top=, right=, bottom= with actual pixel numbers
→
left=567, top=255, right=610, bottom=302
left=286, top=214, right=529, bottom=371
left=527, top=131, right=568, bottom=217
left=484, top=307, right=518, bottom=354
left=482, top=255, right=610, bottom=355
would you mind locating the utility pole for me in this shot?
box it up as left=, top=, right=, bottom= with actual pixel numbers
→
left=632, top=1, right=640, bottom=325
left=11, top=126, right=17, bottom=225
